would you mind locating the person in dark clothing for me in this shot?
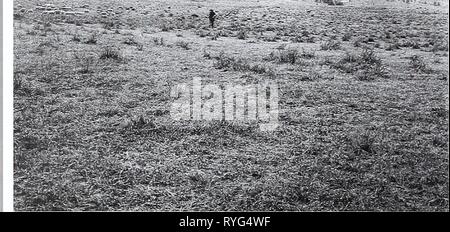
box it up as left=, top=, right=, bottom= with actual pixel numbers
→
left=209, top=9, right=216, bottom=28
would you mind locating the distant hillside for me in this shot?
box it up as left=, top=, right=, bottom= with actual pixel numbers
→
left=385, top=0, right=448, bottom=6
left=313, top=0, right=448, bottom=7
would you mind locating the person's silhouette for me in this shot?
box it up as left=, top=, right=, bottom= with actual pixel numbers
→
left=209, top=10, right=216, bottom=28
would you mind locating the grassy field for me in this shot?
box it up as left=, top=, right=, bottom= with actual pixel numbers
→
left=13, top=0, right=449, bottom=211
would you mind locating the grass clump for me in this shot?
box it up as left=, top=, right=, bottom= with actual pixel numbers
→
left=214, top=52, right=276, bottom=76
left=99, top=46, right=123, bottom=61
left=123, top=36, right=144, bottom=50
left=71, top=33, right=81, bottom=42
left=342, top=32, right=352, bottom=42
left=152, top=37, right=165, bottom=46
left=74, top=51, right=97, bottom=74
left=267, top=48, right=315, bottom=65
left=409, top=55, right=432, bottom=73
left=333, top=49, right=389, bottom=80
left=320, top=40, right=341, bottom=50
left=85, top=33, right=98, bottom=44
left=160, top=23, right=174, bottom=32
left=277, top=48, right=299, bottom=64
left=175, top=40, right=190, bottom=50
left=237, top=30, right=247, bottom=40
left=430, top=38, right=448, bottom=52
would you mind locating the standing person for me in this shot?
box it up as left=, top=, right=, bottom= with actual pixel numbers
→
left=209, top=9, right=216, bottom=28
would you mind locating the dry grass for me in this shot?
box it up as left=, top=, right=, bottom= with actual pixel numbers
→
left=13, top=0, right=449, bottom=211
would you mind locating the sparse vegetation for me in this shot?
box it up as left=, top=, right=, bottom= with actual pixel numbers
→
left=214, top=52, right=276, bottom=76
left=409, top=55, right=432, bottom=73
left=85, top=33, right=98, bottom=44
left=74, top=51, right=97, bottom=74
left=99, top=46, right=123, bottom=61
left=320, top=39, right=342, bottom=50
left=13, top=0, right=449, bottom=212
left=71, top=33, right=81, bottom=42
left=266, top=47, right=315, bottom=65
left=152, top=37, right=165, bottom=46
left=160, top=23, right=174, bottom=32
left=333, top=49, right=390, bottom=80
left=237, top=30, right=247, bottom=40
left=342, top=32, right=352, bottom=41
left=431, top=38, right=449, bottom=52
left=175, top=40, right=191, bottom=50
left=267, top=48, right=299, bottom=64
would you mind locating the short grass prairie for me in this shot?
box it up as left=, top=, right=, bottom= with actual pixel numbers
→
left=13, top=0, right=449, bottom=211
